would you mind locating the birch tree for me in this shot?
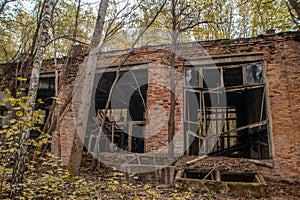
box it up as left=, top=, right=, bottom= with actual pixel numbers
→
left=9, top=0, right=54, bottom=198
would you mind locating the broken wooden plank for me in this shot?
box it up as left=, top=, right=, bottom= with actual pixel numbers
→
left=249, top=159, right=274, bottom=168
left=128, top=123, right=132, bottom=152
left=186, top=155, right=208, bottom=166
left=203, top=166, right=217, bottom=180
left=186, top=130, right=205, bottom=140
left=203, top=84, right=265, bottom=94
left=211, top=120, right=268, bottom=138
left=215, top=170, right=221, bottom=181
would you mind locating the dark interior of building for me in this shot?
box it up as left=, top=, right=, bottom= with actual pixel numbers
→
left=32, top=77, right=55, bottom=139
left=184, top=63, right=270, bottom=159
left=91, top=68, right=148, bottom=153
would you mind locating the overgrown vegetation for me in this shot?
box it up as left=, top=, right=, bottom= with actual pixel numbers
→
left=0, top=87, right=97, bottom=199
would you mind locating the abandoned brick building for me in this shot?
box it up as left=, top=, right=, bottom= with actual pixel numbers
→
left=0, top=31, right=299, bottom=180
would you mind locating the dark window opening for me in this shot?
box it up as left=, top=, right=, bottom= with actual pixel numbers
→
left=184, top=62, right=270, bottom=159
left=223, top=67, right=243, bottom=87
left=90, top=68, right=148, bottom=153
left=210, top=88, right=269, bottom=159
left=32, top=77, right=55, bottom=139
left=39, top=78, right=55, bottom=90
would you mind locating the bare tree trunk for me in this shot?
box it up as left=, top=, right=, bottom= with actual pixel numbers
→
left=68, top=0, right=109, bottom=176
left=89, top=0, right=109, bottom=52
left=168, top=0, right=178, bottom=159
left=10, top=0, right=53, bottom=198
left=168, top=49, right=176, bottom=159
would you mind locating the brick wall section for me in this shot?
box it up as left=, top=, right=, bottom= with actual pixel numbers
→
left=269, top=38, right=300, bottom=178
left=51, top=61, right=80, bottom=164
left=145, top=59, right=184, bottom=157
left=146, top=63, right=170, bottom=152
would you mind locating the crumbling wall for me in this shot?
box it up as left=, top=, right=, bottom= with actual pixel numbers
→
left=196, top=32, right=300, bottom=179
left=1, top=32, right=299, bottom=180
left=145, top=61, right=184, bottom=156
left=51, top=60, right=81, bottom=164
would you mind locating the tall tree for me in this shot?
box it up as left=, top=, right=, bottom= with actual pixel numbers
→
left=168, top=0, right=177, bottom=159
left=10, top=0, right=54, bottom=198
left=68, top=0, right=109, bottom=176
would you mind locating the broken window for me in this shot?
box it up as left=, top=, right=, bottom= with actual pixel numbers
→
left=185, top=68, right=200, bottom=87
left=184, top=61, right=270, bottom=159
left=105, top=109, right=127, bottom=122
left=90, top=67, right=148, bottom=153
left=39, top=77, right=55, bottom=90
left=246, top=64, right=263, bottom=84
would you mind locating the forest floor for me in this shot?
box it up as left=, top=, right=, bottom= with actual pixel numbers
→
left=3, top=153, right=299, bottom=199
left=76, top=153, right=300, bottom=200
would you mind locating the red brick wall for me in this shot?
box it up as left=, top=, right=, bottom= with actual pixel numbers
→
left=144, top=53, right=185, bottom=157
left=50, top=61, right=80, bottom=164
left=146, top=63, right=170, bottom=152
left=267, top=37, right=300, bottom=179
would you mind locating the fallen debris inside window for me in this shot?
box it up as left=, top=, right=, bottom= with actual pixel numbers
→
left=176, top=156, right=268, bottom=198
